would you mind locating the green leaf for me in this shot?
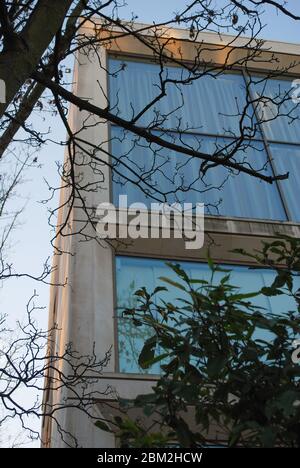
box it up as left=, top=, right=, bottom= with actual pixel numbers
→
left=188, top=279, right=208, bottom=285
left=95, top=420, right=111, bottom=432
left=207, top=255, right=214, bottom=270
left=153, top=286, right=168, bottom=294
left=166, top=263, right=189, bottom=282
left=271, top=271, right=291, bottom=290
left=229, top=291, right=259, bottom=301
left=146, top=352, right=170, bottom=366
left=261, top=286, right=283, bottom=297
left=220, top=273, right=231, bottom=285
left=138, top=335, right=157, bottom=369
left=206, top=355, right=227, bottom=378
left=159, top=277, right=186, bottom=291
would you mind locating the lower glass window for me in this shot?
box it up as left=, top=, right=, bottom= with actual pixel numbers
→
left=115, top=256, right=298, bottom=374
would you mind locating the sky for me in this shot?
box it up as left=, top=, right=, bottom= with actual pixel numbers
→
left=0, top=0, right=300, bottom=448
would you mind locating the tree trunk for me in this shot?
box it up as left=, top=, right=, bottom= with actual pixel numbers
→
left=0, top=0, right=73, bottom=118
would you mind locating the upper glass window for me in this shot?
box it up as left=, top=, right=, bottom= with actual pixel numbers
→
left=108, top=58, right=300, bottom=222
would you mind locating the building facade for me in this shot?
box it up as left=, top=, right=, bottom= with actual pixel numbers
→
left=41, top=22, right=300, bottom=447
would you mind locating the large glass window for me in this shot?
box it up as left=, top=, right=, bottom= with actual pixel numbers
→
left=116, top=256, right=299, bottom=374
left=109, top=58, right=300, bottom=222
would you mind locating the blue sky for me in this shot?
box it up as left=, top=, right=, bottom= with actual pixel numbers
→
left=1, top=0, right=300, bottom=447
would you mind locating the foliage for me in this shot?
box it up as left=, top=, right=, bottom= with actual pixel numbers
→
left=97, top=236, right=300, bottom=447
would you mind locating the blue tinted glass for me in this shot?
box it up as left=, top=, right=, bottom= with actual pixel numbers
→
left=250, top=77, right=300, bottom=144
left=111, top=126, right=286, bottom=221
left=116, top=256, right=299, bottom=374
left=269, top=143, right=300, bottom=222
left=109, top=59, right=254, bottom=137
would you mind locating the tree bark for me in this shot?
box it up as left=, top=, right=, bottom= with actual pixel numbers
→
left=0, top=0, right=73, bottom=118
